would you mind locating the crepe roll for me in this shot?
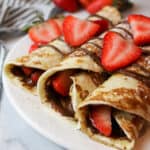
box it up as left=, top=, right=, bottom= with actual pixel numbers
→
left=77, top=73, right=150, bottom=150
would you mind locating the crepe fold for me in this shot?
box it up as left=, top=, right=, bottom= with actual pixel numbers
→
left=4, top=38, right=71, bottom=94
left=37, top=48, right=107, bottom=116
left=78, top=73, right=150, bottom=150
left=4, top=6, right=121, bottom=94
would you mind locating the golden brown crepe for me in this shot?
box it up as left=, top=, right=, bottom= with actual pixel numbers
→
left=78, top=73, right=149, bottom=150
left=37, top=48, right=105, bottom=116
left=4, top=39, right=71, bottom=94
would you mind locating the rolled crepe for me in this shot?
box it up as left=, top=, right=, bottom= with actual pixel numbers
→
left=4, top=6, right=121, bottom=94
left=78, top=73, right=149, bottom=150
left=37, top=48, right=108, bottom=117
left=76, top=18, right=150, bottom=149
left=4, top=38, right=71, bottom=94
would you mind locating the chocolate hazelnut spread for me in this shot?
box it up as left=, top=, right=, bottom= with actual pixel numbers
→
left=11, top=66, right=44, bottom=87
left=45, top=77, right=74, bottom=117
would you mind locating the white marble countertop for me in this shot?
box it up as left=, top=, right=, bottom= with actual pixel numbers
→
left=0, top=39, right=64, bottom=150
left=0, top=93, right=64, bottom=150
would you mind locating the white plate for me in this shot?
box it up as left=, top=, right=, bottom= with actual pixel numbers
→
left=3, top=1, right=150, bottom=150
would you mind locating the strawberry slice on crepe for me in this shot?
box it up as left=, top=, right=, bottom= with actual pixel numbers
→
left=93, top=19, right=109, bottom=34
left=128, top=14, right=150, bottom=45
left=63, top=15, right=101, bottom=46
left=79, top=0, right=93, bottom=7
left=53, top=0, right=79, bottom=12
left=86, top=0, right=112, bottom=14
left=90, top=106, right=112, bottom=136
left=28, top=19, right=62, bottom=43
left=79, top=0, right=133, bottom=14
left=101, top=31, right=142, bottom=72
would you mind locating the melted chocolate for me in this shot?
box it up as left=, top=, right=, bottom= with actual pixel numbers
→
left=45, top=84, right=74, bottom=117
left=11, top=66, right=44, bottom=87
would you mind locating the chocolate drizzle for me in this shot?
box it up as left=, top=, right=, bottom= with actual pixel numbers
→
left=119, top=54, right=150, bottom=87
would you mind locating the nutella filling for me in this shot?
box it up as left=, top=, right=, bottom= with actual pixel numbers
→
left=11, top=66, right=44, bottom=87
left=45, top=70, right=109, bottom=117
left=45, top=69, right=79, bottom=117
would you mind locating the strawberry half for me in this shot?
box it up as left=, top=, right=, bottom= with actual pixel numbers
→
left=86, top=0, right=112, bottom=14
left=63, top=15, right=100, bottom=46
left=101, top=31, right=142, bottom=72
left=90, top=105, right=112, bottom=137
left=128, top=14, right=150, bottom=45
left=52, top=70, right=74, bottom=96
left=28, top=19, right=62, bottom=43
left=53, top=0, right=79, bottom=12
left=31, top=71, right=43, bottom=84
left=22, top=67, right=33, bottom=76
left=53, top=18, right=64, bottom=34
left=93, top=19, right=109, bottom=34
left=29, top=42, right=48, bottom=53
left=79, top=0, right=93, bottom=7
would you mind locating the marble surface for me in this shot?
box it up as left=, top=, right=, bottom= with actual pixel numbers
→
left=0, top=91, right=64, bottom=150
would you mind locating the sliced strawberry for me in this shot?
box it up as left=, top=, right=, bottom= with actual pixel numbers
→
left=63, top=15, right=100, bottom=46
left=29, top=43, right=39, bottom=53
left=22, top=67, right=33, bottom=76
left=52, top=70, right=74, bottom=96
left=53, top=18, right=64, bottom=34
left=53, top=0, right=79, bottom=12
left=29, top=42, right=48, bottom=53
left=79, top=0, right=93, bottom=7
left=28, top=19, right=61, bottom=43
left=93, top=19, right=109, bottom=34
left=90, top=105, right=112, bottom=136
left=31, top=71, right=43, bottom=84
left=101, top=31, right=142, bottom=72
left=86, top=0, right=112, bottom=14
left=128, top=14, right=150, bottom=45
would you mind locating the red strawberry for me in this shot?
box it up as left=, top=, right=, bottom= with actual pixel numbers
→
left=79, top=0, right=93, bottom=7
left=63, top=15, right=100, bottom=46
left=93, top=19, right=109, bottom=34
left=101, top=31, right=142, bottom=71
left=29, top=43, right=39, bottom=53
left=53, top=0, right=79, bottom=12
left=29, top=42, right=48, bottom=53
left=52, top=70, right=74, bottom=96
left=90, top=106, right=112, bottom=136
left=22, top=67, right=33, bottom=76
left=86, top=0, right=112, bottom=14
left=128, top=14, right=150, bottom=45
left=28, top=19, right=61, bottom=43
left=31, top=71, right=43, bottom=84
left=53, top=18, right=64, bottom=34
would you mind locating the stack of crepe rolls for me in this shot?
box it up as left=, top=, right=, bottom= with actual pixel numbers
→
left=77, top=18, right=150, bottom=149
left=37, top=7, right=121, bottom=118
left=4, top=6, right=121, bottom=95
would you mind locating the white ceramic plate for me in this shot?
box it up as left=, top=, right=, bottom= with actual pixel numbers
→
left=3, top=1, right=150, bottom=149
